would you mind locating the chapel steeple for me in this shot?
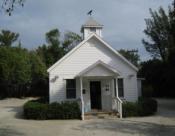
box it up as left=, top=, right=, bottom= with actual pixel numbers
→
left=81, top=17, right=103, bottom=39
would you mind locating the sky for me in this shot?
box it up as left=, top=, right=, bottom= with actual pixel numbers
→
left=0, top=0, right=172, bottom=61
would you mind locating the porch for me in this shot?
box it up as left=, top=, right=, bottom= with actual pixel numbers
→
left=76, top=60, right=123, bottom=120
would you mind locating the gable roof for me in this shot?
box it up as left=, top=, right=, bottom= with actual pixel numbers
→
left=47, top=33, right=138, bottom=72
left=76, top=60, right=121, bottom=77
left=82, top=17, right=103, bottom=28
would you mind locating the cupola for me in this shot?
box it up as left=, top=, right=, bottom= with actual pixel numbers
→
left=81, top=17, right=103, bottom=39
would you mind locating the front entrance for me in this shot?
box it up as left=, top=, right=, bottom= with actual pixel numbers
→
left=90, top=81, right=101, bottom=110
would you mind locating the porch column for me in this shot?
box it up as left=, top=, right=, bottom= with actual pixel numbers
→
left=115, top=76, right=123, bottom=118
left=80, top=77, right=84, bottom=120
left=115, top=76, right=119, bottom=97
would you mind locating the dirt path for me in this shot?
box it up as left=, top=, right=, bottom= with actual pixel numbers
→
left=0, top=98, right=175, bottom=136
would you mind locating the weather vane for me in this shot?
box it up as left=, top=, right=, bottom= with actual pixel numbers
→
left=87, top=10, right=93, bottom=16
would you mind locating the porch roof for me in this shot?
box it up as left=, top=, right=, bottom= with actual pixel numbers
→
left=76, top=60, right=121, bottom=77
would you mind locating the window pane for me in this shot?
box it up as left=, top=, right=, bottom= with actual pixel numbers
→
left=114, top=79, right=116, bottom=97
left=66, top=89, right=76, bottom=99
left=66, top=79, right=76, bottom=99
left=118, top=78, right=124, bottom=97
left=66, top=79, right=76, bottom=88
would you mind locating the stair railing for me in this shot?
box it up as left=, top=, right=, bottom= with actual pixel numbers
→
left=113, top=97, right=123, bottom=118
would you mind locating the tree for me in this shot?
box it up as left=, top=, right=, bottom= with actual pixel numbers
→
left=37, top=29, right=63, bottom=67
left=168, top=0, right=175, bottom=64
left=138, top=59, right=175, bottom=97
left=0, top=47, right=31, bottom=84
left=37, top=29, right=82, bottom=67
left=29, top=51, right=47, bottom=82
left=1, top=0, right=25, bottom=16
left=62, top=31, right=82, bottom=53
left=118, top=49, right=140, bottom=66
left=0, top=30, right=19, bottom=47
left=45, top=29, right=64, bottom=63
left=142, top=2, right=175, bottom=62
left=29, top=51, right=48, bottom=96
left=139, top=1, right=175, bottom=98
left=0, top=46, right=49, bottom=98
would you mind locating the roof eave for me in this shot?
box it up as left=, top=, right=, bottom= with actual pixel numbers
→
left=76, top=60, right=121, bottom=77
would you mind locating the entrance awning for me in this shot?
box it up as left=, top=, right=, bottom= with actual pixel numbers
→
left=76, top=60, right=121, bottom=77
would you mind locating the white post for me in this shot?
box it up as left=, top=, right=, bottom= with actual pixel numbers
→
left=120, top=103, right=122, bottom=118
left=115, top=77, right=118, bottom=98
left=115, top=76, right=122, bottom=118
left=80, top=77, right=84, bottom=120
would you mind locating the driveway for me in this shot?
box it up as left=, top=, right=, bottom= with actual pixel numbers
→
left=0, top=98, right=175, bottom=136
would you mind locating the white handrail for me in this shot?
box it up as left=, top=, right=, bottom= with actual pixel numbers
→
left=113, top=97, right=123, bottom=118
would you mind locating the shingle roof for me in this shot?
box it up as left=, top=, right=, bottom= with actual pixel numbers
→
left=82, top=17, right=103, bottom=28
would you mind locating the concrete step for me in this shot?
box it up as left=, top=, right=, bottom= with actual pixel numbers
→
left=84, top=111, right=120, bottom=120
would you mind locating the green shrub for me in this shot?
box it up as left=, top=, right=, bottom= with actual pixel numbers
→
left=23, top=101, right=48, bottom=120
left=122, top=98, right=157, bottom=117
left=23, top=100, right=81, bottom=120
left=122, top=102, right=138, bottom=117
left=138, top=98, right=157, bottom=116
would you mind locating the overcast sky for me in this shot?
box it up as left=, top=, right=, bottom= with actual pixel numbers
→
left=0, top=0, right=172, bottom=60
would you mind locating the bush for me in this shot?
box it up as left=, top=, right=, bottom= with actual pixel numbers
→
left=23, top=99, right=81, bottom=120
left=137, top=98, right=157, bottom=116
left=23, top=101, right=48, bottom=120
left=122, top=98, right=157, bottom=117
left=47, top=102, right=81, bottom=119
left=122, top=102, right=138, bottom=117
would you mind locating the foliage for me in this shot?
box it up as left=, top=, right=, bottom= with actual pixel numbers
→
left=0, top=46, right=48, bottom=98
left=122, top=98, right=157, bottom=117
left=140, top=1, right=175, bottom=98
left=0, top=30, right=19, bottom=47
left=0, top=47, right=31, bottom=84
left=0, top=28, right=81, bottom=98
left=142, top=3, right=175, bottom=62
left=37, top=29, right=82, bottom=67
left=137, top=97, right=157, bottom=116
left=47, top=102, right=81, bottom=119
left=138, top=59, right=175, bottom=97
left=29, top=51, right=47, bottom=82
left=62, top=31, right=82, bottom=53
left=142, top=84, right=154, bottom=98
left=24, top=101, right=48, bottom=120
left=122, top=101, right=138, bottom=117
left=29, top=51, right=48, bottom=97
left=37, top=29, right=63, bottom=67
left=118, top=49, right=140, bottom=66
left=23, top=99, right=81, bottom=120
left=1, top=0, right=25, bottom=16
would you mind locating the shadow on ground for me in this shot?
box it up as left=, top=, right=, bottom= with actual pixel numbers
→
left=3, top=106, right=25, bottom=119
left=0, top=127, right=24, bottom=136
left=77, top=119, right=175, bottom=136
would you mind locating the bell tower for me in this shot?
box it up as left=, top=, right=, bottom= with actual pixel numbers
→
left=81, top=17, right=103, bottom=39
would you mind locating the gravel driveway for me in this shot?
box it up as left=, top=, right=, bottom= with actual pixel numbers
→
left=0, top=98, right=175, bottom=136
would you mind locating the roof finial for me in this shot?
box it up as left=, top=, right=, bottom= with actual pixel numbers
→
left=87, top=10, right=93, bottom=16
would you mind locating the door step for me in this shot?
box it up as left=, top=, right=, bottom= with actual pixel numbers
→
left=84, top=111, right=120, bottom=120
